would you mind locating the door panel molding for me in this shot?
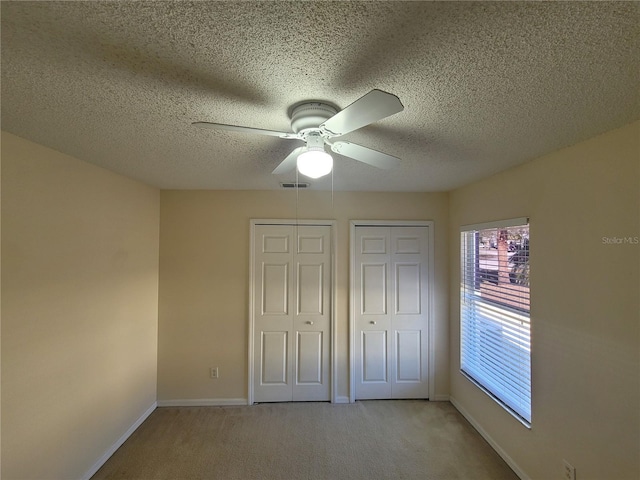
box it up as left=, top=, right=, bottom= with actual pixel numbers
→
left=395, top=263, right=421, bottom=314
left=262, top=263, right=289, bottom=315
left=395, top=330, right=421, bottom=382
left=296, top=331, right=323, bottom=384
left=297, top=263, right=324, bottom=315
left=261, top=331, right=288, bottom=384
left=362, top=330, right=388, bottom=382
left=361, top=263, right=387, bottom=315
left=350, top=220, right=435, bottom=403
left=249, top=219, right=337, bottom=405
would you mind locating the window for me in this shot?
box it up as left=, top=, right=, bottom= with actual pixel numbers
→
left=460, top=218, right=531, bottom=425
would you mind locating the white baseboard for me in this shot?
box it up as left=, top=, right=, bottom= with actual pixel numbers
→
left=82, top=401, right=157, bottom=480
left=449, top=397, right=530, bottom=480
left=430, top=394, right=450, bottom=401
left=157, top=398, right=248, bottom=407
left=333, top=395, right=350, bottom=404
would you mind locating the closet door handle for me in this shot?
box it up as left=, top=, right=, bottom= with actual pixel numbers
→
left=370, top=321, right=376, bottom=325
left=306, top=321, right=314, bottom=325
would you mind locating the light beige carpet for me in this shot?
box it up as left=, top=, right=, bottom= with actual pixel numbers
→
left=91, top=400, right=519, bottom=480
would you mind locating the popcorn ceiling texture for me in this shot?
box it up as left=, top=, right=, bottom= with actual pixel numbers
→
left=1, top=1, right=638, bottom=191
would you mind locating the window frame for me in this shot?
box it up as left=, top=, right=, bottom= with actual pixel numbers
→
left=460, top=217, right=531, bottom=427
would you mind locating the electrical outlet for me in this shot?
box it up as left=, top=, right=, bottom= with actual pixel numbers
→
left=563, top=459, right=576, bottom=480
left=210, top=367, right=219, bottom=379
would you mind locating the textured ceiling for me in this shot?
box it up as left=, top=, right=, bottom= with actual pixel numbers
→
left=1, top=1, right=638, bottom=191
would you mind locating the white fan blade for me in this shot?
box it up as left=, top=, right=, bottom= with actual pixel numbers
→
left=272, top=146, right=304, bottom=175
left=193, top=122, right=299, bottom=139
left=331, top=141, right=400, bottom=170
left=320, top=89, right=404, bottom=137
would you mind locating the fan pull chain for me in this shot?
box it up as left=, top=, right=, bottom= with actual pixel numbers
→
left=295, top=166, right=300, bottom=240
left=331, top=167, right=334, bottom=216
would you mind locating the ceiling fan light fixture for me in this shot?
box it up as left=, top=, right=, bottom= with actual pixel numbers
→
left=194, top=89, right=404, bottom=177
left=297, top=148, right=333, bottom=179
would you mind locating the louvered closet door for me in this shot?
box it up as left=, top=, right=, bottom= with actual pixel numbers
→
left=354, top=226, right=429, bottom=399
left=253, top=224, right=330, bottom=402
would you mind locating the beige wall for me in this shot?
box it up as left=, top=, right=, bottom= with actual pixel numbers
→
left=157, top=190, right=449, bottom=402
left=449, top=121, right=640, bottom=479
left=1, top=132, right=160, bottom=479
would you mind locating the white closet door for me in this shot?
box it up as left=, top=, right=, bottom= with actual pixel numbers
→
left=354, top=226, right=429, bottom=399
left=389, top=227, right=429, bottom=398
left=253, top=224, right=330, bottom=402
left=354, top=227, right=393, bottom=399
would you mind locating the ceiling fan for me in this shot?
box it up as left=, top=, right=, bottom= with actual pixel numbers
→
left=193, top=89, right=404, bottom=179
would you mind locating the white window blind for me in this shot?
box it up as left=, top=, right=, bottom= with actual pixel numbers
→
left=460, top=220, right=531, bottom=425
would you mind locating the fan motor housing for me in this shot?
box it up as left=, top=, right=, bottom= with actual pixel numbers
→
left=289, top=102, right=338, bottom=134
